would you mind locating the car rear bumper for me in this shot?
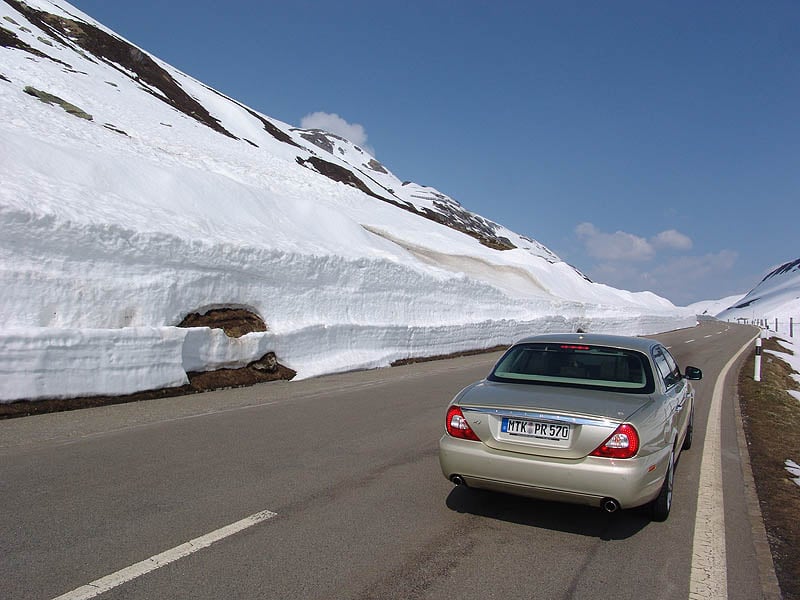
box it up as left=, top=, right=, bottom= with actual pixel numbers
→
left=439, top=434, right=669, bottom=509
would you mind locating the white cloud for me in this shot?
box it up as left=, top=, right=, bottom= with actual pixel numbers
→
left=573, top=222, right=735, bottom=304
left=575, top=222, right=654, bottom=262
left=300, top=111, right=375, bottom=156
left=583, top=249, right=739, bottom=305
left=648, top=250, right=738, bottom=282
left=642, top=251, right=739, bottom=305
left=652, top=229, right=693, bottom=251
left=575, top=223, right=694, bottom=261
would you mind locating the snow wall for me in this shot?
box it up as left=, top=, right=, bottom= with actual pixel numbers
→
left=1, top=313, right=694, bottom=402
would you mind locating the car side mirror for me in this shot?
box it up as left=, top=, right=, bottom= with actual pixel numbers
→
left=684, top=366, right=702, bottom=380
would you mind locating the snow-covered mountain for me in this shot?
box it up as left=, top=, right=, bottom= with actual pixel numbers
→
left=0, top=0, right=694, bottom=402
left=686, top=294, right=745, bottom=318
left=717, top=259, right=800, bottom=322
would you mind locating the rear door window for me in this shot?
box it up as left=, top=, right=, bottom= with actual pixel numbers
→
left=652, top=346, right=681, bottom=389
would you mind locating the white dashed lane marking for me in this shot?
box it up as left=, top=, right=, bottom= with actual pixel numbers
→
left=51, top=509, right=277, bottom=600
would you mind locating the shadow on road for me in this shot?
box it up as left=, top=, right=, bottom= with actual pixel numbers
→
left=445, top=485, right=651, bottom=540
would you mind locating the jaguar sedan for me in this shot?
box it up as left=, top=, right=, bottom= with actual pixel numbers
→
left=439, top=333, right=702, bottom=520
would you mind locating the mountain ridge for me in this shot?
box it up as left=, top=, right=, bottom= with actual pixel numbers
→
left=1, top=0, right=535, bottom=255
left=716, top=257, right=800, bottom=322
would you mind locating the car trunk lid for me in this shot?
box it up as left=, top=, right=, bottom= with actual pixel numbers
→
left=456, top=380, right=652, bottom=458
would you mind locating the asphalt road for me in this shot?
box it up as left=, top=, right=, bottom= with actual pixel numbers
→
left=0, top=322, right=771, bottom=600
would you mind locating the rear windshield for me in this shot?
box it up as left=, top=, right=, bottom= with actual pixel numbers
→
left=489, top=343, right=654, bottom=394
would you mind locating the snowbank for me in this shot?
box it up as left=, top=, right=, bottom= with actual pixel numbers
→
left=0, top=310, right=693, bottom=402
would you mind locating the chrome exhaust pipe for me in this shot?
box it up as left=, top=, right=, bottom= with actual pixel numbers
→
left=601, top=498, right=620, bottom=513
left=450, top=475, right=466, bottom=486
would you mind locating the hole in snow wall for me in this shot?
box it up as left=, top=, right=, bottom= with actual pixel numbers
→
left=177, top=306, right=267, bottom=338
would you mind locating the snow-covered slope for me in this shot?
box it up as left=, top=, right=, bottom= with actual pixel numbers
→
left=717, top=259, right=800, bottom=322
left=0, top=0, right=694, bottom=402
left=686, top=294, right=745, bottom=318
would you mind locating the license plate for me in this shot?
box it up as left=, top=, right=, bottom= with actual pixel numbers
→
left=502, top=418, right=571, bottom=440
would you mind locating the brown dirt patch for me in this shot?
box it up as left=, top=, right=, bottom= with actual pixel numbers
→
left=0, top=308, right=289, bottom=420
left=295, top=154, right=516, bottom=252
left=177, top=307, right=267, bottom=338
left=0, top=336, right=504, bottom=419
left=6, top=0, right=235, bottom=138
left=739, top=337, right=800, bottom=600
left=391, top=345, right=508, bottom=366
left=0, top=354, right=295, bottom=420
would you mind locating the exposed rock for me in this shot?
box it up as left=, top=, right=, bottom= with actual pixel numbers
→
left=177, top=307, right=267, bottom=338
left=102, top=123, right=128, bottom=136
left=391, top=345, right=507, bottom=366
left=761, top=258, right=800, bottom=282
left=297, top=155, right=385, bottom=200
left=0, top=351, right=296, bottom=420
left=24, top=85, right=92, bottom=120
left=245, top=109, right=302, bottom=148
left=250, top=352, right=279, bottom=372
left=365, top=158, right=388, bottom=174
left=1, top=22, right=68, bottom=65
left=186, top=355, right=295, bottom=390
left=199, top=82, right=302, bottom=148
left=298, top=129, right=335, bottom=154
left=6, top=0, right=236, bottom=138
left=296, top=155, right=516, bottom=251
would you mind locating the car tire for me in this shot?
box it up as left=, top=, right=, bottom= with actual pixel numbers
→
left=682, top=405, right=694, bottom=451
left=651, top=452, right=674, bottom=522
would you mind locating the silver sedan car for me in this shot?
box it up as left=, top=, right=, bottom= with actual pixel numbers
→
left=439, top=333, right=702, bottom=520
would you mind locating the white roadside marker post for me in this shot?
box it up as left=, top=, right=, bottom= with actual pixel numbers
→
left=754, top=334, right=762, bottom=382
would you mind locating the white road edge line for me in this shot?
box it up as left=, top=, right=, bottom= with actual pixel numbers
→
left=51, top=509, right=277, bottom=600
left=689, top=335, right=755, bottom=600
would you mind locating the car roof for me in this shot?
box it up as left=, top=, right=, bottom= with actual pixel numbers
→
left=512, top=333, right=660, bottom=354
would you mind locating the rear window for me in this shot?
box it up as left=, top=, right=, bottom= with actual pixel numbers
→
left=488, top=343, right=654, bottom=394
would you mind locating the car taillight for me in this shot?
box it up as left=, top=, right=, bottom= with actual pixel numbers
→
left=445, top=406, right=480, bottom=441
left=590, top=424, right=639, bottom=459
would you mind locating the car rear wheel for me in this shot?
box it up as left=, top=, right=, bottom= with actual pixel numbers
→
left=651, top=452, right=674, bottom=522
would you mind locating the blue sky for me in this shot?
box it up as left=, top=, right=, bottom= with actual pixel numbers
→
left=68, top=0, right=798, bottom=306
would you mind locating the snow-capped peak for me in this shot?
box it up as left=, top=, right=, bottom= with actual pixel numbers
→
left=717, top=258, right=800, bottom=321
